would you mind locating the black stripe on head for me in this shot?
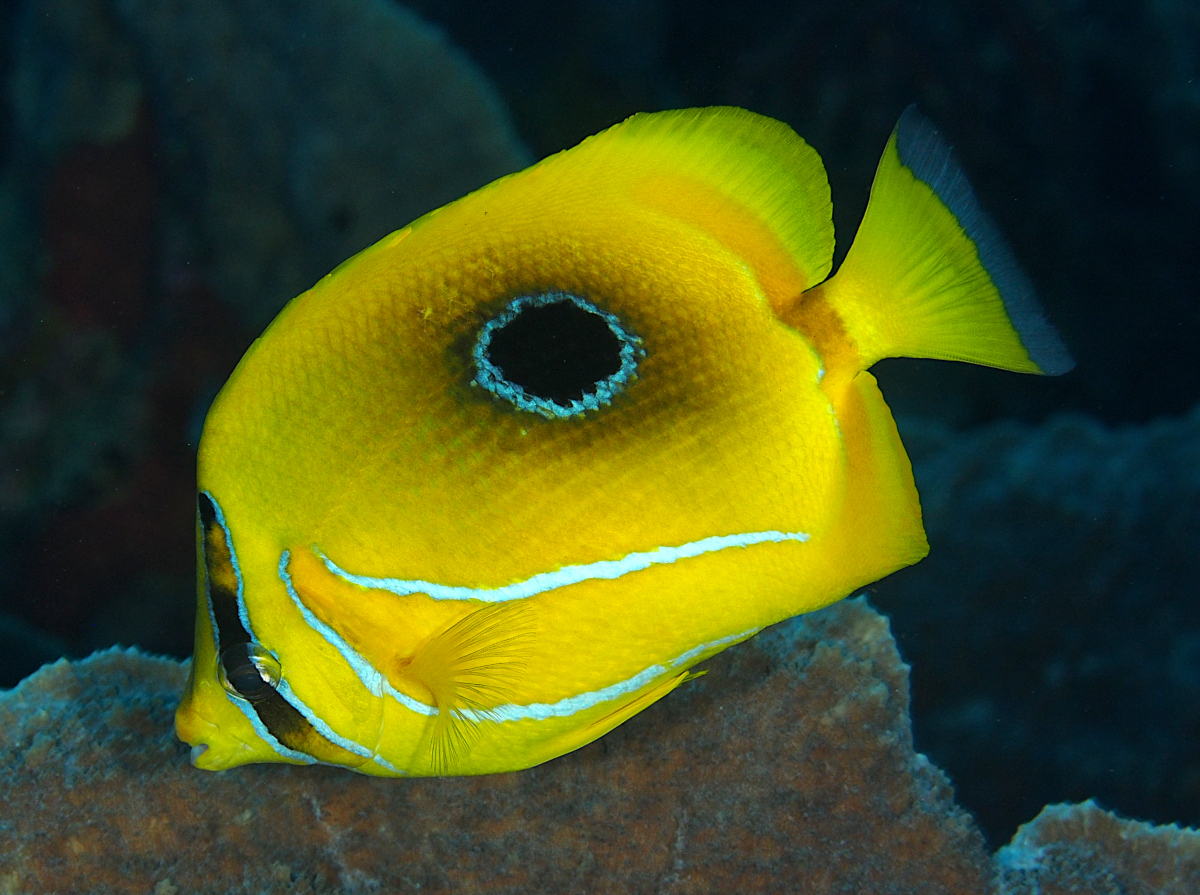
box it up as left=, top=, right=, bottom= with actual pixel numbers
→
left=198, top=491, right=328, bottom=760
left=198, top=491, right=246, bottom=657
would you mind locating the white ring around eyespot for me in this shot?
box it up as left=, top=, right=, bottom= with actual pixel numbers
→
left=473, top=292, right=643, bottom=419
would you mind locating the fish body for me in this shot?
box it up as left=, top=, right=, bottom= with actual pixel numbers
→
left=176, top=106, right=1070, bottom=776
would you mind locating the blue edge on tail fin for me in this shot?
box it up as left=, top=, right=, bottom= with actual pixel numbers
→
left=896, top=105, right=1075, bottom=375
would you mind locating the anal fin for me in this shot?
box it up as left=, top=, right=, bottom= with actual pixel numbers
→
left=407, top=601, right=536, bottom=774
left=585, top=670, right=690, bottom=735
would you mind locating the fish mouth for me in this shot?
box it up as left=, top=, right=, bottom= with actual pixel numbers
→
left=176, top=695, right=273, bottom=771
left=180, top=723, right=277, bottom=771
left=176, top=709, right=226, bottom=769
left=175, top=705, right=218, bottom=765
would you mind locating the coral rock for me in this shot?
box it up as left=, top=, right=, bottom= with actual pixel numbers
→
left=995, top=800, right=1200, bottom=895
left=1, top=598, right=993, bottom=894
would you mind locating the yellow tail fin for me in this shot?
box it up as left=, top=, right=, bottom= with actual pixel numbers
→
left=789, top=105, right=1072, bottom=379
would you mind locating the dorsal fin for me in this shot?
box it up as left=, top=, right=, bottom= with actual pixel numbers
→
left=447, top=107, right=835, bottom=300
left=599, top=107, right=835, bottom=292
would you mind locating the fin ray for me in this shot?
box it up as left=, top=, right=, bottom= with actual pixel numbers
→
left=609, top=108, right=835, bottom=293
left=893, top=106, right=1073, bottom=375
left=791, top=105, right=1072, bottom=378
left=408, top=601, right=536, bottom=774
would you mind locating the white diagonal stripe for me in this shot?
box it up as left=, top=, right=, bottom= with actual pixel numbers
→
left=319, top=529, right=809, bottom=603
left=279, top=550, right=386, bottom=699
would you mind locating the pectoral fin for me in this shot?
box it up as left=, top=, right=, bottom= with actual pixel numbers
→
left=407, top=601, right=536, bottom=774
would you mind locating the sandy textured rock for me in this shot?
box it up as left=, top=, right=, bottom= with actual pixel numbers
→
left=995, top=800, right=1200, bottom=895
left=1, top=599, right=993, bottom=895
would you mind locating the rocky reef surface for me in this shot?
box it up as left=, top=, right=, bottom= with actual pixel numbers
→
left=2, top=598, right=1196, bottom=894
left=996, top=800, right=1200, bottom=895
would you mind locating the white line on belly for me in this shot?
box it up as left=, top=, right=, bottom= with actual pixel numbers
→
left=282, top=529, right=800, bottom=727
left=284, top=532, right=758, bottom=719
left=279, top=551, right=386, bottom=698
left=283, top=620, right=758, bottom=724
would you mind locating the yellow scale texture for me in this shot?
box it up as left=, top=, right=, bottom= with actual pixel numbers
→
left=175, top=107, right=1067, bottom=777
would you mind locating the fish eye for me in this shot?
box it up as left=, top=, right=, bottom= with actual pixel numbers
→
left=473, top=292, right=643, bottom=418
left=218, top=643, right=284, bottom=702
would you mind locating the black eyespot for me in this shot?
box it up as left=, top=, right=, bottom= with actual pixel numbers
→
left=218, top=643, right=283, bottom=703
left=473, top=293, right=642, bottom=418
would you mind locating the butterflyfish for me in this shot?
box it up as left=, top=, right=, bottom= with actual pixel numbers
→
left=176, top=106, right=1072, bottom=777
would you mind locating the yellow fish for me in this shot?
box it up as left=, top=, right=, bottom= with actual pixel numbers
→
left=176, top=106, right=1070, bottom=777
